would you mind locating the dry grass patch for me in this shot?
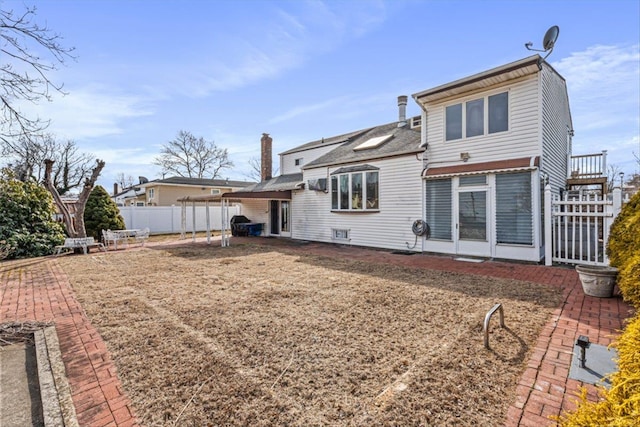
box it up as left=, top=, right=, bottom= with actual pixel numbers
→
left=59, top=243, right=561, bottom=426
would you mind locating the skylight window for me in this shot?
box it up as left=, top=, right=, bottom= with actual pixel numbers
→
left=353, top=134, right=393, bottom=151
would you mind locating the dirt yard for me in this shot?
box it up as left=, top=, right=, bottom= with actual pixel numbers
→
left=58, top=241, right=561, bottom=426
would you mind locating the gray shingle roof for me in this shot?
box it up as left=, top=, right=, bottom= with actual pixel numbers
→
left=303, top=122, right=422, bottom=169
left=279, top=128, right=372, bottom=155
left=241, top=173, right=304, bottom=192
left=142, top=176, right=255, bottom=187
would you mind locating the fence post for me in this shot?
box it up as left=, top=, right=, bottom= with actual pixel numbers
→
left=544, top=183, right=552, bottom=266
left=602, top=187, right=622, bottom=265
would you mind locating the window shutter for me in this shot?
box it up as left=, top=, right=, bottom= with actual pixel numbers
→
left=496, top=172, right=532, bottom=244
left=425, top=179, right=452, bottom=240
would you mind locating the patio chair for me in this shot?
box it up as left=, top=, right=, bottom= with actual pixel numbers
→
left=134, top=227, right=150, bottom=246
left=102, top=229, right=124, bottom=250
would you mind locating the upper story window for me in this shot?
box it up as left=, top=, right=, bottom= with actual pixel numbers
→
left=294, top=158, right=303, bottom=166
left=148, top=188, right=155, bottom=200
left=330, top=166, right=379, bottom=211
left=211, top=189, right=220, bottom=195
left=446, top=91, right=509, bottom=141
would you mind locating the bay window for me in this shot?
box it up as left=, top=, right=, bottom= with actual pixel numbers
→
left=330, top=167, right=379, bottom=211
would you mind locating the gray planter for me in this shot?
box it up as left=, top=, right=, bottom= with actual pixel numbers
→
left=575, top=265, right=618, bottom=298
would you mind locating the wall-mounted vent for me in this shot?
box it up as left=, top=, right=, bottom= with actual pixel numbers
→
left=410, top=116, right=422, bottom=128
left=332, top=228, right=350, bottom=241
left=308, top=178, right=327, bottom=192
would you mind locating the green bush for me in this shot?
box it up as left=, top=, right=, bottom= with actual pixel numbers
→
left=83, top=185, right=125, bottom=241
left=607, top=191, right=640, bottom=269
left=0, top=170, right=65, bottom=259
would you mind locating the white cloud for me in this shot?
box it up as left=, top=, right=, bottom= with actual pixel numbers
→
left=552, top=44, right=640, bottom=131
left=19, top=85, right=154, bottom=140
left=165, top=1, right=388, bottom=97
left=552, top=44, right=640, bottom=173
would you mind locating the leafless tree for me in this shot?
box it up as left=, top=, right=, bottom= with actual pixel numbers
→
left=607, top=163, right=623, bottom=192
left=1, top=5, right=75, bottom=145
left=243, top=156, right=278, bottom=182
left=3, top=134, right=94, bottom=194
left=114, top=172, right=135, bottom=192
left=44, top=158, right=104, bottom=238
left=153, top=130, right=233, bottom=179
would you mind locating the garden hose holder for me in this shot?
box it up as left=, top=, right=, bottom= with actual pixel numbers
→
left=406, top=219, right=430, bottom=249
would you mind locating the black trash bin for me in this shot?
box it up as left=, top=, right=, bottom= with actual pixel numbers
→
left=230, top=215, right=251, bottom=236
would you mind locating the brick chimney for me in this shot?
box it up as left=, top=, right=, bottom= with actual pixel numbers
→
left=113, top=183, right=119, bottom=196
left=397, top=95, right=408, bottom=127
left=260, top=133, right=272, bottom=181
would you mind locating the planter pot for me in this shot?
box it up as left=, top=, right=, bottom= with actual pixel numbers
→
left=575, top=265, right=618, bottom=298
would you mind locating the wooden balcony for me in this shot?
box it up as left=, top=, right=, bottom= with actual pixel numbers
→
left=567, top=151, right=608, bottom=193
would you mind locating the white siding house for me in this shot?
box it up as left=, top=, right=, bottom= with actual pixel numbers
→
left=225, top=55, right=594, bottom=265
left=294, top=138, right=424, bottom=251
left=413, top=55, right=573, bottom=262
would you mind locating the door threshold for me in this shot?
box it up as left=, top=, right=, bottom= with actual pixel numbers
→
left=454, top=257, right=485, bottom=263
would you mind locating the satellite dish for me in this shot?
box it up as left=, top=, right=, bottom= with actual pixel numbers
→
left=543, top=26, right=560, bottom=51
left=525, top=25, right=560, bottom=59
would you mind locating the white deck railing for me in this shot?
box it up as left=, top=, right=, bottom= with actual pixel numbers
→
left=544, top=185, right=621, bottom=266
left=570, top=151, right=607, bottom=179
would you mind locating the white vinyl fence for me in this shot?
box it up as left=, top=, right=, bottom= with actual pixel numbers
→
left=544, top=186, right=622, bottom=266
left=118, top=204, right=241, bottom=235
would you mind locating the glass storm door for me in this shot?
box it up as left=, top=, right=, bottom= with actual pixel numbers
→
left=269, top=200, right=291, bottom=237
left=280, top=201, right=291, bottom=237
left=456, top=189, right=491, bottom=257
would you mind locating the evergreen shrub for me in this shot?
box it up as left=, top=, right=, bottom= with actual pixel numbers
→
left=84, top=185, right=125, bottom=241
left=0, top=170, right=65, bottom=259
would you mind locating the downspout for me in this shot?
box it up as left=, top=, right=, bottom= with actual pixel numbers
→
left=413, top=95, right=429, bottom=253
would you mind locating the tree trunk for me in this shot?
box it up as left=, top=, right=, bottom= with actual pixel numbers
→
left=44, top=158, right=105, bottom=238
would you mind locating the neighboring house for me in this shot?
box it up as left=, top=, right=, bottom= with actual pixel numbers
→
left=117, top=176, right=254, bottom=207
left=226, top=54, right=607, bottom=263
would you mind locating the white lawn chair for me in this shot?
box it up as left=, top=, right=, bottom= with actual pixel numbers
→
left=134, top=227, right=150, bottom=246
left=102, top=229, right=125, bottom=250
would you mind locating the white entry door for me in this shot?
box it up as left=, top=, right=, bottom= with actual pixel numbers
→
left=456, top=189, right=491, bottom=257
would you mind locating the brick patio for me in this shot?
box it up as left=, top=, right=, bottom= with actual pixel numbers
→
left=0, top=257, right=138, bottom=427
left=0, top=237, right=634, bottom=426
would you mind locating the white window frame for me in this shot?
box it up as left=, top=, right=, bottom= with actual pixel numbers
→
left=445, top=91, right=509, bottom=141
left=147, top=188, right=155, bottom=200
left=331, top=228, right=350, bottom=241
left=330, top=171, right=379, bottom=212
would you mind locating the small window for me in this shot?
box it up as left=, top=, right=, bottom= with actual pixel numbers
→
left=366, top=172, right=379, bottom=209
left=351, top=173, right=363, bottom=209
left=148, top=188, right=155, bottom=200
left=135, top=202, right=145, bottom=207
left=295, top=158, right=303, bottom=166
left=339, top=175, right=349, bottom=209
left=459, top=175, right=486, bottom=186
left=332, top=228, right=350, bottom=241
left=465, top=98, right=484, bottom=138
left=489, top=92, right=508, bottom=133
left=211, top=189, right=220, bottom=195
left=331, top=176, right=338, bottom=209
left=446, top=104, right=462, bottom=141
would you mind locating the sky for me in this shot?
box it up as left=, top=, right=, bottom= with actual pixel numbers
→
left=4, top=0, right=640, bottom=191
